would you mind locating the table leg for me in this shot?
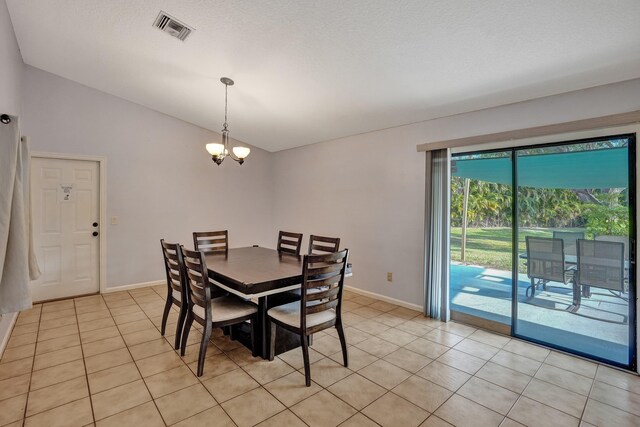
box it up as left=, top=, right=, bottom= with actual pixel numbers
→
left=258, top=296, right=268, bottom=359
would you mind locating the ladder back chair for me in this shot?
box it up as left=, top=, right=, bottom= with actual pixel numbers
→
left=268, top=249, right=349, bottom=386
left=193, top=230, right=228, bottom=254
left=277, top=231, right=303, bottom=256
left=159, top=239, right=189, bottom=349
left=180, top=246, right=258, bottom=377
left=525, top=236, right=573, bottom=297
left=308, top=235, right=340, bottom=255
left=193, top=230, right=229, bottom=298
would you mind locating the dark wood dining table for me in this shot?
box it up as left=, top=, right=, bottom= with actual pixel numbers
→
left=204, top=246, right=352, bottom=359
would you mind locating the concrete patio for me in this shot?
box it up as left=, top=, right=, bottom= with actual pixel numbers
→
left=450, top=263, right=630, bottom=365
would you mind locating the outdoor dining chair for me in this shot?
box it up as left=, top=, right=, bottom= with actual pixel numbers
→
left=552, top=231, right=585, bottom=257
left=525, top=236, right=575, bottom=298
left=574, top=239, right=626, bottom=311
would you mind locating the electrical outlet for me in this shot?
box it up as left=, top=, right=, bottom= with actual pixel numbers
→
left=111, top=216, right=118, bottom=225
left=387, top=272, right=393, bottom=282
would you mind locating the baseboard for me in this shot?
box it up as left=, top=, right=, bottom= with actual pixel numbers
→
left=102, top=280, right=164, bottom=294
left=0, top=312, right=18, bottom=360
left=344, top=285, right=423, bottom=312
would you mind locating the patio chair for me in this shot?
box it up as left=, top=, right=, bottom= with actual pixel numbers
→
left=525, top=236, right=574, bottom=298
left=574, top=239, right=625, bottom=312
left=595, top=235, right=629, bottom=260
left=552, top=231, right=585, bottom=257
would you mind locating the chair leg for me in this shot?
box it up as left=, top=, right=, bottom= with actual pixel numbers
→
left=336, top=319, right=348, bottom=368
left=160, top=298, right=172, bottom=336
left=269, top=320, right=276, bottom=361
left=174, top=303, right=188, bottom=350
left=197, top=323, right=212, bottom=377
left=180, top=313, right=194, bottom=356
left=301, top=333, right=311, bottom=387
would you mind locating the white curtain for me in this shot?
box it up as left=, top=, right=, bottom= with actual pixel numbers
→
left=424, top=148, right=450, bottom=321
left=0, top=115, right=39, bottom=314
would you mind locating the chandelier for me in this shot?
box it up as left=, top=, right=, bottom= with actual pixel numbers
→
left=205, top=77, right=250, bottom=165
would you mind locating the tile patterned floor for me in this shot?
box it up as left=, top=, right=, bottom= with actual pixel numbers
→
left=1, top=286, right=640, bottom=426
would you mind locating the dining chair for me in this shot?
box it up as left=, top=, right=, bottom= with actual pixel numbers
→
left=180, top=246, right=258, bottom=376
left=193, top=230, right=228, bottom=254
left=308, top=235, right=340, bottom=255
left=525, top=236, right=574, bottom=297
left=268, top=249, right=349, bottom=386
left=193, top=230, right=229, bottom=298
left=277, top=230, right=303, bottom=256
left=159, top=239, right=189, bottom=350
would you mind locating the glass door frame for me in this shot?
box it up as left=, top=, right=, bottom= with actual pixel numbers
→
left=450, top=133, right=637, bottom=371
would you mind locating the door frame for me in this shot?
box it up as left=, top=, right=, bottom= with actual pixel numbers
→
left=31, top=151, right=108, bottom=295
left=450, top=132, right=637, bottom=370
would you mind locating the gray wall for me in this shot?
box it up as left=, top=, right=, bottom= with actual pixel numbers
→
left=0, top=0, right=22, bottom=115
left=20, top=66, right=274, bottom=288
left=272, top=78, right=640, bottom=307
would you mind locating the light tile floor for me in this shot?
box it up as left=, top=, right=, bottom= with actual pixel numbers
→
left=1, top=287, right=640, bottom=426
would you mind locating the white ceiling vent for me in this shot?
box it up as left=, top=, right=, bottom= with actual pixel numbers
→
left=153, top=11, right=193, bottom=41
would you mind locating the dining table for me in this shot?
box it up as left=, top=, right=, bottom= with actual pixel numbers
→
left=204, top=245, right=352, bottom=359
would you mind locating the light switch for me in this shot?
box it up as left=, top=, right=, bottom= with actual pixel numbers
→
left=111, top=216, right=118, bottom=225
left=387, top=272, right=393, bottom=282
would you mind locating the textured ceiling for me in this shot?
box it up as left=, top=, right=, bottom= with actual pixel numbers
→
left=6, top=0, right=640, bottom=151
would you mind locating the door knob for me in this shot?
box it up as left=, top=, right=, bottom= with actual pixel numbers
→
left=93, top=222, right=99, bottom=227
left=92, top=231, right=99, bottom=237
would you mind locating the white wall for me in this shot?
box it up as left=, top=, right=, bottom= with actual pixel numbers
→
left=20, top=66, right=274, bottom=288
left=16, top=58, right=640, bottom=305
left=0, top=0, right=22, bottom=115
left=273, top=78, right=640, bottom=307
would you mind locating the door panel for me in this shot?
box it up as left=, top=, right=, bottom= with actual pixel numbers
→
left=514, top=139, right=635, bottom=368
left=449, top=150, right=514, bottom=332
left=31, top=157, right=100, bottom=301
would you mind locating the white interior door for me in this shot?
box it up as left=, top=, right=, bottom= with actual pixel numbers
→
left=30, top=157, right=100, bottom=301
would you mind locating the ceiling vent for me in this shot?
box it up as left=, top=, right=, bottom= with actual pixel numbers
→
left=153, top=11, right=193, bottom=41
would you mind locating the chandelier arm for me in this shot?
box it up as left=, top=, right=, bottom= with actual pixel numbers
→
left=227, top=151, right=242, bottom=162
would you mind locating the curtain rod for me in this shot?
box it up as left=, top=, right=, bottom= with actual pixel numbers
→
left=1, top=114, right=11, bottom=124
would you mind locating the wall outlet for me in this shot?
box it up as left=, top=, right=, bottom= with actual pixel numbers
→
left=387, top=272, right=393, bottom=282
left=111, top=216, right=118, bottom=225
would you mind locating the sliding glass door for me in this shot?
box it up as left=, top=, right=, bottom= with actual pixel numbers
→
left=514, top=137, right=635, bottom=367
left=449, top=134, right=636, bottom=369
left=449, top=151, right=513, bottom=333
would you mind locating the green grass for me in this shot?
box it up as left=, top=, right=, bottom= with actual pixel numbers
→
left=450, top=227, right=582, bottom=272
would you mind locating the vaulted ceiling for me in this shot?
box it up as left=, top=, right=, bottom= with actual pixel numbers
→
left=7, top=0, right=640, bottom=151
